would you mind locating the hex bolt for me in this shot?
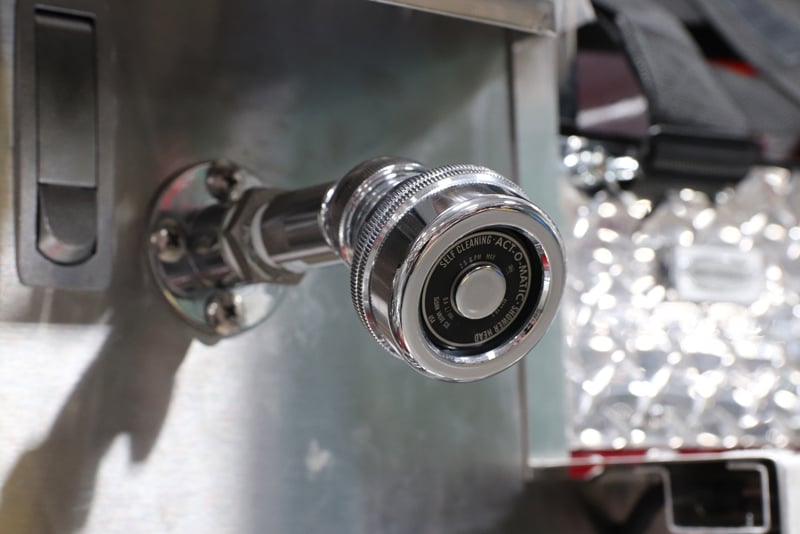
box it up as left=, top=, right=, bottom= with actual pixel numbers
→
left=150, top=222, right=185, bottom=263
left=205, top=291, right=243, bottom=335
left=206, top=160, right=244, bottom=203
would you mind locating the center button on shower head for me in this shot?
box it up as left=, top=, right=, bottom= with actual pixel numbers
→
left=454, top=264, right=506, bottom=320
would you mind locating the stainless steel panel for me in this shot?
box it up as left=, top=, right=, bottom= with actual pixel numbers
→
left=511, top=35, right=569, bottom=462
left=0, top=1, right=527, bottom=532
left=370, top=0, right=556, bottom=33
left=368, top=0, right=594, bottom=33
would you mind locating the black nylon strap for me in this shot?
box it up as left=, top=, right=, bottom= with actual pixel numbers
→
left=690, top=0, right=800, bottom=107
left=594, top=0, right=749, bottom=137
left=712, top=66, right=800, bottom=161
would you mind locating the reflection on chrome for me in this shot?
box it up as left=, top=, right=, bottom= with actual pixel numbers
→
left=561, top=159, right=800, bottom=451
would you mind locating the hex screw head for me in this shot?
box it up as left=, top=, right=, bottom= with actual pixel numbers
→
left=205, top=291, right=243, bottom=335
left=206, top=160, right=244, bottom=203
left=150, top=222, right=185, bottom=263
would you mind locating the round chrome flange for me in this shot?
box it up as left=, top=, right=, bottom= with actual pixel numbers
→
left=147, top=161, right=284, bottom=336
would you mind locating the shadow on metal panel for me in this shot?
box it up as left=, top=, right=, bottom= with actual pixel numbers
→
left=0, top=0, right=526, bottom=532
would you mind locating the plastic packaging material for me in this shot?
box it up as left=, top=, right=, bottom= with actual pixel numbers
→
left=562, top=162, right=800, bottom=452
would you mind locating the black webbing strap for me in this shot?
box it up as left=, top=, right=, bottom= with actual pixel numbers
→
left=594, top=0, right=749, bottom=136
left=691, top=0, right=800, bottom=108
left=584, top=0, right=758, bottom=185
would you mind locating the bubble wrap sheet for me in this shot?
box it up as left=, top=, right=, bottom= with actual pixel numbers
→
left=563, top=166, right=800, bottom=451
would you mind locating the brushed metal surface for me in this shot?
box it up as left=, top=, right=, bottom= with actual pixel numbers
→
left=368, top=0, right=594, bottom=34
left=0, top=1, right=526, bottom=532
left=369, top=0, right=556, bottom=33
left=511, top=35, right=569, bottom=463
